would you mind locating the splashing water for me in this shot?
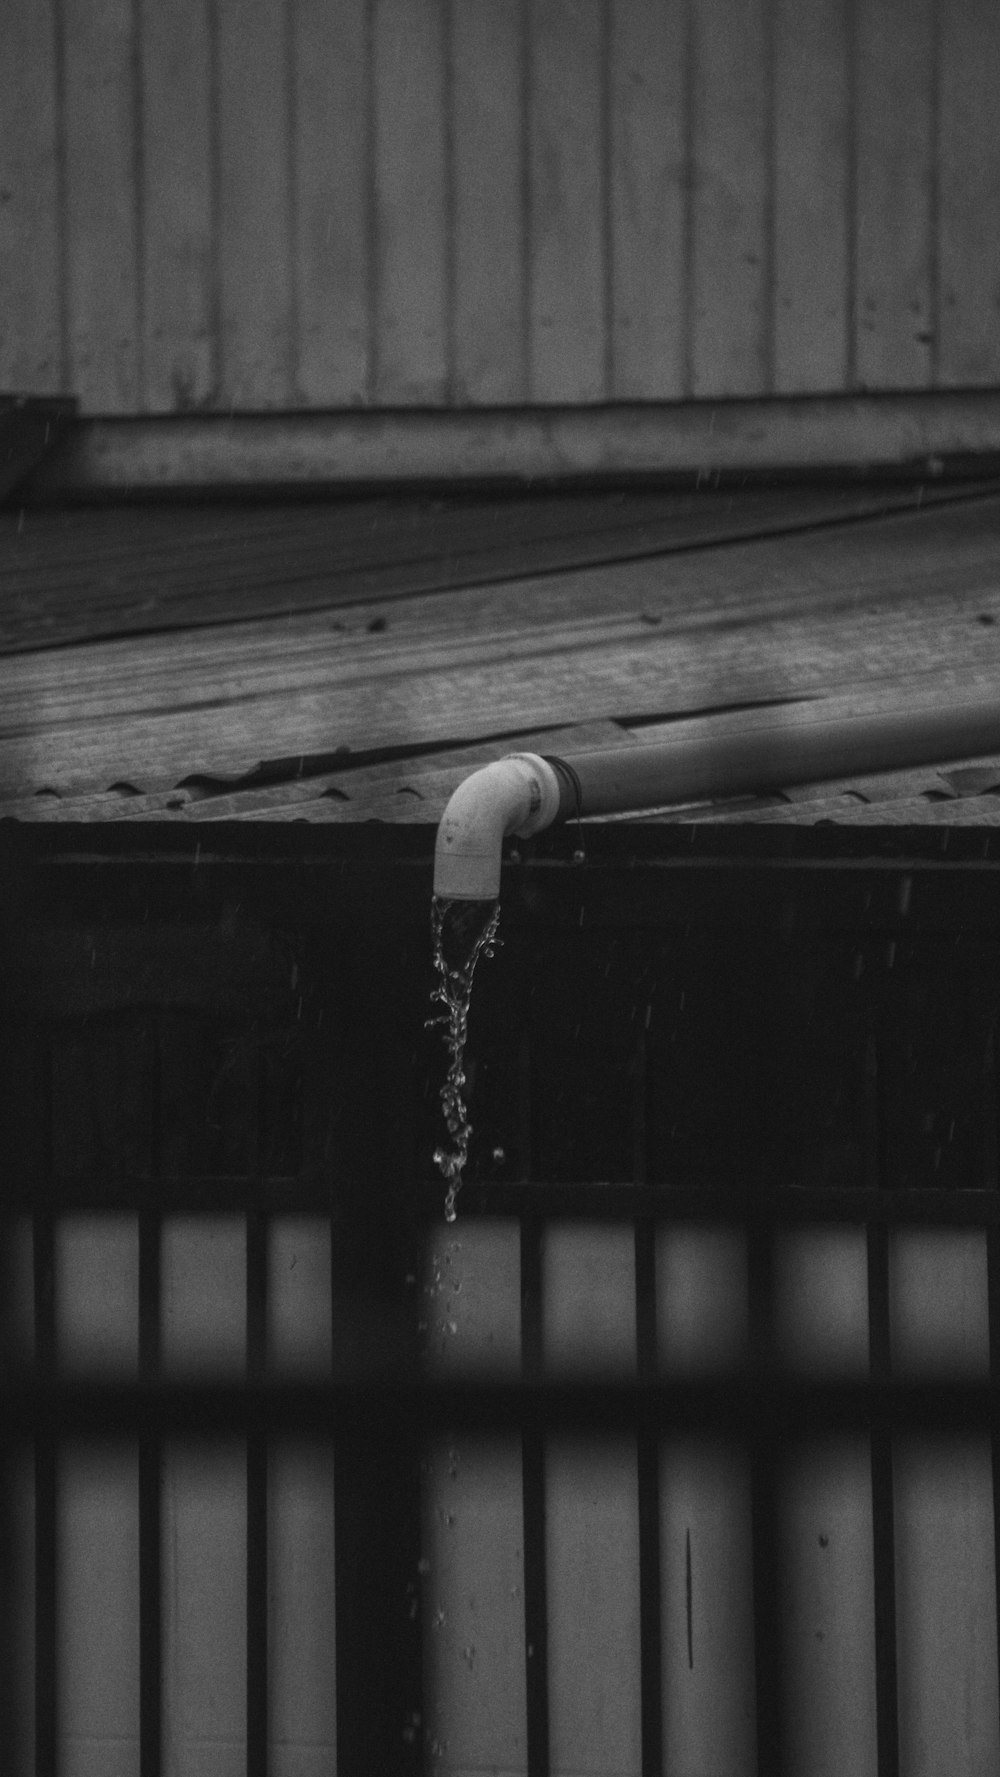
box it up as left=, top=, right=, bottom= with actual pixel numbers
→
left=427, top=894, right=501, bottom=1221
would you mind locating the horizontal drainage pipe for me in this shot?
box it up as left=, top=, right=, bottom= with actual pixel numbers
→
left=432, top=695, right=1000, bottom=900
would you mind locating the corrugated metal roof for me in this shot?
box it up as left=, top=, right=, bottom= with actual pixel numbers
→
left=3, top=480, right=1000, bottom=824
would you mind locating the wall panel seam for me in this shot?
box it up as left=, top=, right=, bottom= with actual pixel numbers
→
left=284, top=0, right=300, bottom=404
left=681, top=0, right=695, bottom=400
left=206, top=0, right=223, bottom=405
left=928, top=0, right=941, bottom=389
left=131, top=0, right=146, bottom=409
left=845, top=0, right=858, bottom=390
left=601, top=0, right=613, bottom=402
left=52, top=0, right=71, bottom=393
left=365, top=0, right=377, bottom=405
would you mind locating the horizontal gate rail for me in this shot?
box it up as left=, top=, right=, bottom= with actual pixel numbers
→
left=6, top=1374, right=1000, bottom=1440
left=15, top=1176, right=1000, bottom=1223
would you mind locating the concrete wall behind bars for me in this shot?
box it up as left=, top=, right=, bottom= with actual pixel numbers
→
left=3, top=0, right=1000, bottom=416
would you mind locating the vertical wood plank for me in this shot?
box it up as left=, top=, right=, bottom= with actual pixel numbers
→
left=216, top=0, right=294, bottom=407
left=59, top=1451, right=141, bottom=1777
left=855, top=0, right=935, bottom=390
left=161, top=1219, right=247, bottom=1775
left=162, top=1449, right=248, bottom=1775
left=268, top=1448, right=337, bottom=1773
left=62, top=0, right=141, bottom=411
left=57, top=1223, right=140, bottom=1776
left=937, top=0, right=1000, bottom=386
left=292, top=0, right=371, bottom=405
left=0, top=0, right=63, bottom=394
left=608, top=0, right=687, bottom=399
left=775, top=1229, right=877, bottom=1776
left=891, top=1230, right=1000, bottom=1777
left=657, top=1228, right=754, bottom=1776
left=528, top=0, right=606, bottom=402
left=423, top=1224, right=526, bottom=1773
left=139, top=0, right=214, bottom=411
left=451, top=0, right=527, bottom=403
left=519, top=1213, right=551, bottom=1777
left=245, top=1194, right=268, bottom=1777
left=268, top=1226, right=335, bottom=1771
left=372, top=0, right=448, bottom=403
left=544, top=1225, right=641, bottom=1777
left=33, top=1156, right=57, bottom=1777
left=690, top=0, right=769, bottom=397
left=772, top=0, right=850, bottom=393
left=632, top=1031, right=664, bottom=1777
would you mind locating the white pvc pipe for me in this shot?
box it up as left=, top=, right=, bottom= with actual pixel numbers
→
left=434, top=691, right=1000, bottom=900
left=433, top=753, right=562, bottom=900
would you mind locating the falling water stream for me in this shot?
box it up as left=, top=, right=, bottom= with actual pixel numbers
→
left=428, top=894, right=501, bottom=1221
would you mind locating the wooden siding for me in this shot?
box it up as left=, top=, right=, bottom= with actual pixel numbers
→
left=2, top=0, right=999, bottom=414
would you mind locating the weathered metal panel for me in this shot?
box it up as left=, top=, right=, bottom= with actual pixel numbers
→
left=372, top=0, right=449, bottom=403
left=4, top=0, right=1000, bottom=414
left=139, top=0, right=216, bottom=410
left=216, top=0, right=295, bottom=408
left=452, top=0, right=527, bottom=404
left=527, top=0, right=607, bottom=402
left=292, top=0, right=371, bottom=404
left=608, top=0, right=687, bottom=399
left=855, top=0, right=936, bottom=390
left=772, top=0, right=851, bottom=394
left=689, top=0, right=770, bottom=398
left=938, top=0, right=1000, bottom=387
left=61, top=0, right=141, bottom=412
left=0, top=0, right=63, bottom=395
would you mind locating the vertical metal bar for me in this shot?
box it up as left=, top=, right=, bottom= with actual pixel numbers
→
left=331, top=1000, right=424, bottom=1775
left=33, top=1233, right=57, bottom=1777
left=748, top=1214, right=784, bottom=1777
left=34, top=1036, right=57, bottom=1777
left=246, top=1050, right=269, bottom=1777
left=138, top=1019, right=162, bottom=1777
left=983, top=1029, right=1000, bottom=1753
left=246, top=1208, right=268, bottom=1777
left=520, top=1213, right=550, bottom=1777
left=865, top=1032, right=900, bottom=1777
left=632, top=1031, right=663, bottom=1777
left=517, top=1022, right=550, bottom=1777
left=0, top=1207, right=18, bottom=1774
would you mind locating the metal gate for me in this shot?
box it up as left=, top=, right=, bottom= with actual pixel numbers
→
left=2, top=822, right=999, bottom=1776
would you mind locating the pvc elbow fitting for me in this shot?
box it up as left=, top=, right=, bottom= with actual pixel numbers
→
left=433, top=753, right=562, bottom=900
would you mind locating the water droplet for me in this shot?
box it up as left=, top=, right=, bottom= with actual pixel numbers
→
left=429, top=895, right=501, bottom=1221
left=461, top=1644, right=476, bottom=1669
left=433, top=1608, right=447, bottom=1630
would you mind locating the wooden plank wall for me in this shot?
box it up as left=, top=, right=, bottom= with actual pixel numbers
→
left=2, top=0, right=999, bottom=415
